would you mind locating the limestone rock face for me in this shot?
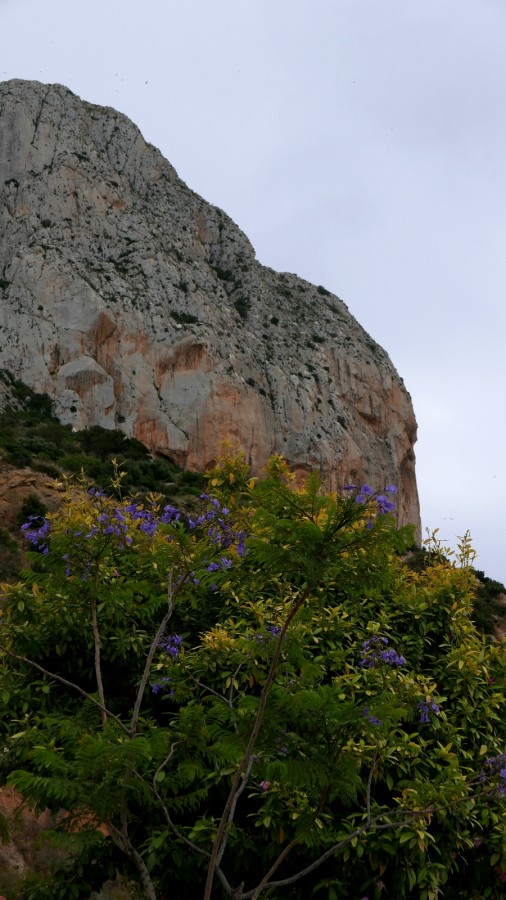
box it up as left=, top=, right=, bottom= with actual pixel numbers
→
left=0, top=79, right=420, bottom=530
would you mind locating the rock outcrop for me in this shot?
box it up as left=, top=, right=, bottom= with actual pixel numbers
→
left=0, top=79, right=420, bottom=529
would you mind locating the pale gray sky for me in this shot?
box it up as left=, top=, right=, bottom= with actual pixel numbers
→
left=2, top=0, right=506, bottom=581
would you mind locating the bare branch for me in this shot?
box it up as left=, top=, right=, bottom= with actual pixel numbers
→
left=0, top=644, right=129, bottom=734
left=243, top=817, right=401, bottom=896
left=243, top=784, right=495, bottom=898
left=109, top=820, right=157, bottom=900
left=216, top=753, right=257, bottom=869
left=152, top=741, right=180, bottom=790
left=228, top=662, right=244, bottom=706
left=90, top=590, right=107, bottom=727
left=129, top=570, right=177, bottom=737
left=203, top=585, right=312, bottom=900
left=188, top=674, right=234, bottom=709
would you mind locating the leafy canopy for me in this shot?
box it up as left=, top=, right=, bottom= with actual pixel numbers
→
left=0, top=457, right=505, bottom=900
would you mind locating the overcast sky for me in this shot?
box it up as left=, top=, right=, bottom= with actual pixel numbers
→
left=2, top=0, right=506, bottom=582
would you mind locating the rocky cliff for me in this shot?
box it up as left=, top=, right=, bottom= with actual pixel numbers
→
left=0, top=79, right=420, bottom=529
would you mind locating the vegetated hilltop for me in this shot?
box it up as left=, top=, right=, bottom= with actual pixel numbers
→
left=0, top=370, right=204, bottom=582
left=0, top=79, right=419, bottom=530
left=0, top=371, right=504, bottom=639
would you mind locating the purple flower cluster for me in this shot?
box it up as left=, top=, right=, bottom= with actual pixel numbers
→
left=88, top=486, right=106, bottom=498
left=122, top=502, right=160, bottom=536
left=152, top=633, right=184, bottom=696
left=482, top=753, right=506, bottom=796
left=151, top=676, right=173, bottom=696
left=362, top=706, right=382, bottom=727
left=207, top=556, right=233, bottom=573
left=55, top=490, right=248, bottom=584
left=90, top=508, right=135, bottom=544
left=21, top=517, right=51, bottom=554
left=418, top=699, right=440, bottom=724
left=159, top=633, right=183, bottom=660
left=196, top=496, right=247, bottom=557
left=344, top=483, right=397, bottom=515
left=359, top=636, right=406, bottom=669
left=123, top=496, right=246, bottom=552
left=254, top=625, right=281, bottom=643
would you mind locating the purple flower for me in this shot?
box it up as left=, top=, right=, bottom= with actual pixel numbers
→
left=360, top=636, right=406, bottom=669
left=151, top=676, right=173, bottom=696
left=160, top=504, right=180, bottom=524
left=259, top=780, right=271, bottom=792
left=480, top=753, right=506, bottom=796
left=159, top=634, right=183, bottom=661
left=21, top=517, right=51, bottom=553
left=267, top=625, right=281, bottom=637
left=255, top=625, right=281, bottom=643
left=376, top=495, right=396, bottom=514
left=379, top=648, right=406, bottom=667
left=418, top=700, right=440, bottom=724
left=347, top=482, right=396, bottom=516
left=362, top=707, right=382, bottom=727
left=88, top=486, right=106, bottom=497
left=140, top=520, right=158, bottom=536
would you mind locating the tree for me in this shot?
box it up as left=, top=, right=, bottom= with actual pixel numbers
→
left=1, top=460, right=505, bottom=899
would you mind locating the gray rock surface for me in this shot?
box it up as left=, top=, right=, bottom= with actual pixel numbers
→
left=0, top=79, right=420, bottom=530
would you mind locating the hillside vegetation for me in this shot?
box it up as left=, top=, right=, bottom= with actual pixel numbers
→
left=0, top=448, right=505, bottom=899
left=0, top=370, right=503, bottom=637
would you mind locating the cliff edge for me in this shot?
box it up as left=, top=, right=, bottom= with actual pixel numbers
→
left=0, top=79, right=420, bottom=530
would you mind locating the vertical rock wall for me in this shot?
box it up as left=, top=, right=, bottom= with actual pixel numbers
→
left=0, top=79, right=420, bottom=531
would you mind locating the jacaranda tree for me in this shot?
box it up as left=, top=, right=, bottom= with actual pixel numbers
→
left=0, top=455, right=505, bottom=899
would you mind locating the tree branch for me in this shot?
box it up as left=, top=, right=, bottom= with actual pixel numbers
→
left=243, top=783, right=495, bottom=898
left=129, top=571, right=177, bottom=737
left=216, top=753, right=256, bottom=869
left=90, top=590, right=107, bottom=728
left=203, top=585, right=312, bottom=900
left=0, top=644, right=130, bottom=734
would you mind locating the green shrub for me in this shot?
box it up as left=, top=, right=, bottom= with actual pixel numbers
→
left=17, top=493, right=48, bottom=528
left=1, top=462, right=505, bottom=898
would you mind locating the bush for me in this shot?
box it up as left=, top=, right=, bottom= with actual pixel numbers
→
left=0, top=526, right=21, bottom=580
left=74, top=426, right=150, bottom=461
left=17, top=493, right=48, bottom=528
left=1, top=461, right=506, bottom=898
